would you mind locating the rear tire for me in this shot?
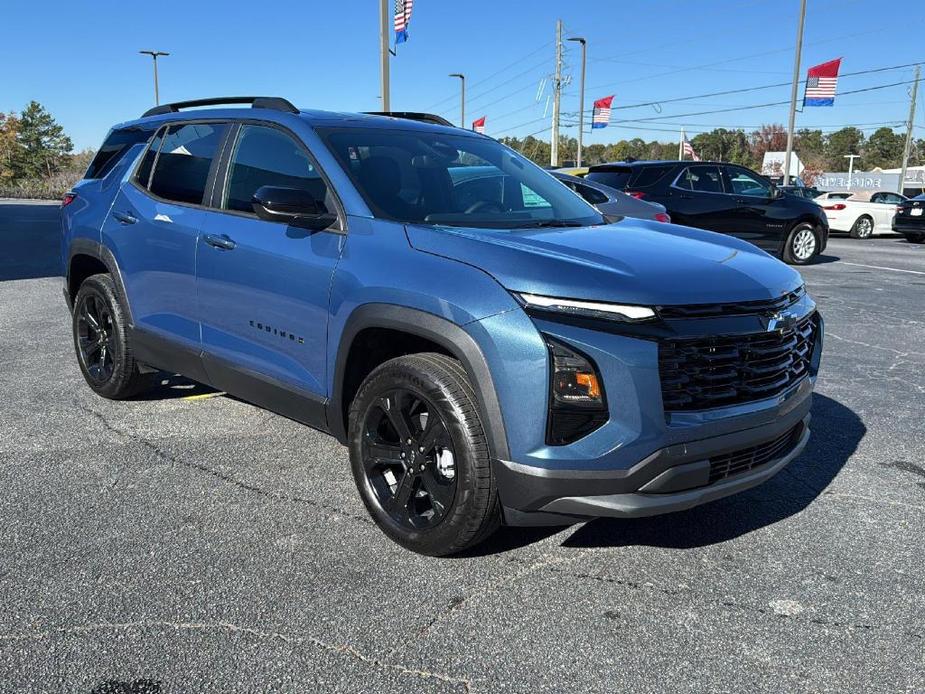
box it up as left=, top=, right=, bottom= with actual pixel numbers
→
left=850, top=215, right=874, bottom=239
left=72, top=273, right=152, bottom=399
left=783, top=223, right=819, bottom=265
left=347, top=353, right=500, bottom=556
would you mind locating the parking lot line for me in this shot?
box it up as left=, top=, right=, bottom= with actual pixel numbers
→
left=839, top=261, right=925, bottom=275
left=182, top=391, right=225, bottom=401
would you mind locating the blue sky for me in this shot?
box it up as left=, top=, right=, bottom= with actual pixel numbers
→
left=2, top=0, right=923, bottom=151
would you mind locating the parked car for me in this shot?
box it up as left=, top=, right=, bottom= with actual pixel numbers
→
left=814, top=191, right=853, bottom=203
left=550, top=171, right=670, bottom=222
left=779, top=185, right=822, bottom=200
left=585, top=161, right=829, bottom=264
left=62, top=97, right=823, bottom=555
left=818, top=190, right=907, bottom=239
left=892, top=193, right=925, bottom=243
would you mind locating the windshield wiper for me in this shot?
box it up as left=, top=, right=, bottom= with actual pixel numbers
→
left=514, top=219, right=588, bottom=229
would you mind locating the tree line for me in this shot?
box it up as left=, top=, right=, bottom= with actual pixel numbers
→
left=500, top=125, right=925, bottom=177
left=0, top=101, right=90, bottom=199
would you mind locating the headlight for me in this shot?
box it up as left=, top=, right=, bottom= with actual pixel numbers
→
left=516, top=292, right=656, bottom=322
left=545, top=337, right=608, bottom=445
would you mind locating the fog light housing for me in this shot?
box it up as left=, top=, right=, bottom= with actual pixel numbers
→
left=545, top=336, right=608, bottom=445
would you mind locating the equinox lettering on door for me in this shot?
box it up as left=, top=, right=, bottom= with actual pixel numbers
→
left=249, top=320, right=304, bottom=344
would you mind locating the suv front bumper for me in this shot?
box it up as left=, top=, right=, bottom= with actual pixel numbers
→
left=497, top=382, right=813, bottom=527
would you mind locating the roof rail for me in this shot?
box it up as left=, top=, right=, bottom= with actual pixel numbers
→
left=141, top=96, right=299, bottom=119
left=364, top=111, right=455, bottom=127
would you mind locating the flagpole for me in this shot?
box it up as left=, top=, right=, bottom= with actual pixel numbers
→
left=679, top=128, right=684, bottom=160
left=783, top=0, right=807, bottom=187
left=379, top=0, right=390, bottom=111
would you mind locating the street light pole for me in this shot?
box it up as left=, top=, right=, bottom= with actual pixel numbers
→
left=379, top=0, right=390, bottom=111
left=450, top=73, right=465, bottom=127
left=783, top=0, right=807, bottom=186
left=844, top=154, right=860, bottom=191
left=899, top=64, right=921, bottom=195
left=139, top=50, right=169, bottom=105
left=568, top=37, right=587, bottom=167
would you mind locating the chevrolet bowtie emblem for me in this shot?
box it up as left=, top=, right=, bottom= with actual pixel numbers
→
left=765, top=311, right=797, bottom=333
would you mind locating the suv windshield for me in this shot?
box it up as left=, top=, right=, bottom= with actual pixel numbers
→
left=317, top=127, right=603, bottom=229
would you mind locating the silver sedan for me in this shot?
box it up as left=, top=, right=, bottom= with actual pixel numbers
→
left=551, top=171, right=670, bottom=223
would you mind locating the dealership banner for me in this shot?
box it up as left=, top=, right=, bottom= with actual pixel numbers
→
left=815, top=172, right=900, bottom=192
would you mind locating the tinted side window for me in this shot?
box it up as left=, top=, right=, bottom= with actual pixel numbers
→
left=726, top=167, right=771, bottom=197
left=134, top=127, right=166, bottom=189
left=574, top=182, right=608, bottom=204
left=677, top=166, right=724, bottom=193
left=631, top=165, right=672, bottom=189
left=223, top=125, right=332, bottom=214
left=87, top=128, right=154, bottom=180
left=149, top=123, right=224, bottom=205
left=585, top=168, right=633, bottom=190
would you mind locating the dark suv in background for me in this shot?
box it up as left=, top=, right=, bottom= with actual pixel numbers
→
left=586, top=161, right=828, bottom=265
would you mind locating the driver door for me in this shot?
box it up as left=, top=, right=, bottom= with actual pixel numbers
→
left=196, top=123, right=345, bottom=404
left=721, top=165, right=780, bottom=251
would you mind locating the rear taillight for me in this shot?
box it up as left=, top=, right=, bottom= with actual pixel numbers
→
left=626, top=191, right=646, bottom=199
left=654, top=212, right=671, bottom=223
left=823, top=203, right=846, bottom=210
left=62, top=192, right=77, bottom=207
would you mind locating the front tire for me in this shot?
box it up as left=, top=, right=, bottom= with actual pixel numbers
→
left=850, top=215, right=874, bottom=239
left=783, top=223, right=819, bottom=265
left=72, top=273, right=152, bottom=399
left=347, top=353, right=500, bottom=556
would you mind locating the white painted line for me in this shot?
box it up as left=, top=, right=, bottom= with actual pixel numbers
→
left=840, top=262, right=925, bottom=276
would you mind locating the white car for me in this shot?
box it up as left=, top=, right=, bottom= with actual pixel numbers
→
left=818, top=190, right=907, bottom=239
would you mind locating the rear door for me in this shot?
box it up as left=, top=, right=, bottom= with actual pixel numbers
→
left=196, top=122, right=345, bottom=400
left=664, top=165, right=735, bottom=232
left=101, top=121, right=227, bottom=352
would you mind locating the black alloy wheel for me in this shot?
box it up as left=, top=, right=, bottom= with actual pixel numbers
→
left=76, top=293, right=116, bottom=384
left=361, top=389, right=457, bottom=529
left=72, top=273, right=152, bottom=399
left=348, top=353, right=500, bottom=556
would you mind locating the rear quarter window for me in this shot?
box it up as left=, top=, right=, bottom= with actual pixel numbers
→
left=585, top=168, right=633, bottom=190
left=85, top=128, right=154, bottom=180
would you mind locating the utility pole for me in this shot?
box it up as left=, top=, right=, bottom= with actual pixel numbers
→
left=844, top=154, right=861, bottom=191
left=550, top=19, right=563, bottom=167
left=783, top=0, right=807, bottom=186
left=450, top=73, right=466, bottom=127
left=568, top=37, right=587, bottom=167
left=139, top=50, right=169, bottom=105
left=899, top=64, right=921, bottom=194
left=679, top=128, right=685, bottom=160
left=379, top=0, right=390, bottom=111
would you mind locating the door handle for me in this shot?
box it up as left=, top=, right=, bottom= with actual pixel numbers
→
left=112, top=211, right=137, bottom=225
left=203, top=233, right=236, bottom=251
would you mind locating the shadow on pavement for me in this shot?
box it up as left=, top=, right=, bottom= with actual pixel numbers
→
left=90, top=680, right=161, bottom=694
left=134, top=373, right=220, bottom=401
left=813, top=253, right=840, bottom=265
left=0, top=202, right=62, bottom=281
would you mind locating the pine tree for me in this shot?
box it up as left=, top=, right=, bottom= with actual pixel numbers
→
left=13, top=101, right=73, bottom=179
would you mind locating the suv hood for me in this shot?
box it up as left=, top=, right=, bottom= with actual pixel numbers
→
left=406, top=219, right=803, bottom=306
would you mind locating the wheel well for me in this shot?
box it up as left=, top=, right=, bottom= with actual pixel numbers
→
left=68, top=254, right=108, bottom=302
left=340, top=327, right=452, bottom=423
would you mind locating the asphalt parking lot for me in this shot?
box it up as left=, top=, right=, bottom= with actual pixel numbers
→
left=1, top=201, right=923, bottom=693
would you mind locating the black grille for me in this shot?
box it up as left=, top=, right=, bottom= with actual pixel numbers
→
left=657, top=287, right=805, bottom=319
left=709, top=423, right=803, bottom=484
left=659, top=313, right=817, bottom=411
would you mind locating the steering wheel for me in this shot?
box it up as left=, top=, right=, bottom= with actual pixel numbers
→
left=465, top=200, right=505, bottom=215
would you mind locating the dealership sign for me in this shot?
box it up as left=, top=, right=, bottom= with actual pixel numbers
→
left=815, top=172, right=901, bottom=191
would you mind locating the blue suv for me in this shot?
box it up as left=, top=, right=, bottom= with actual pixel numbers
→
left=62, top=97, right=823, bottom=555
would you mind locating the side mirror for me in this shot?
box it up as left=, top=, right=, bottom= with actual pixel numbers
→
left=769, top=184, right=782, bottom=200
left=252, top=186, right=337, bottom=231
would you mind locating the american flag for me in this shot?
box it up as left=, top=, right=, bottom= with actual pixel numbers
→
left=472, top=116, right=486, bottom=134
left=682, top=136, right=700, bottom=161
left=592, top=95, right=614, bottom=129
left=394, top=0, right=413, bottom=44
left=804, top=58, right=842, bottom=107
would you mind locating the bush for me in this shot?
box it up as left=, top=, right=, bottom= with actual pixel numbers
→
left=0, top=170, right=81, bottom=201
